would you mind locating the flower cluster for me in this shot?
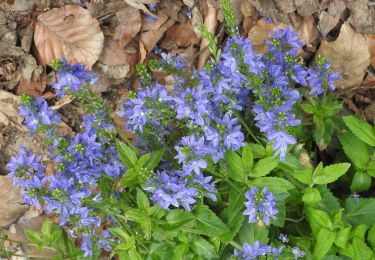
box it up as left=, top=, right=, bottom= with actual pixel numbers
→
left=233, top=241, right=284, bottom=259
left=51, top=59, right=97, bottom=98
left=307, top=55, right=340, bottom=96
left=19, top=96, right=61, bottom=134
left=243, top=187, right=278, bottom=226
left=8, top=59, right=121, bottom=257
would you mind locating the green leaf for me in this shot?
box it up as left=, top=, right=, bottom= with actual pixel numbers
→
left=191, top=237, right=217, bottom=259
left=350, top=224, right=368, bottom=241
left=41, top=219, right=51, bottom=239
left=238, top=222, right=269, bottom=245
left=193, top=205, right=229, bottom=237
left=25, top=229, right=43, bottom=248
left=313, top=163, right=351, bottom=185
left=344, top=198, right=375, bottom=227
left=313, top=228, right=336, bottom=260
left=242, top=144, right=254, bottom=172
left=136, top=188, right=150, bottom=209
left=248, top=143, right=266, bottom=158
left=367, top=224, right=375, bottom=250
left=172, top=243, right=189, bottom=260
left=144, top=149, right=164, bottom=170
left=116, top=141, right=137, bottom=168
left=301, top=103, right=314, bottom=114
left=109, top=228, right=130, bottom=241
left=334, top=227, right=351, bottom=249
left=306, top=208, right=333, bottom=236
left=302, top=187, right=322, bottom=206
left=281, top=155, right=313, bottom=185
left=339, top=133, right=369, bottom=169
left=351, top=171, right=372, bottom=192
left=221, top=190, right=246, bottom=242
left=119, top=168, right=145, bottom=187
left=249, top=177, right=295, bottom=194
left=165, top=210, right=195, bottom=228
left=343, top=116, right=375, bottom=146
left=251, top=156, right=279, bottom=177
left=137, top=153, right=150, bottom=167
left=225, top=150, right=245, bottom=182
left=317, top=186, right=340, bottom=215
left=352, top=238, right=373, bottom=260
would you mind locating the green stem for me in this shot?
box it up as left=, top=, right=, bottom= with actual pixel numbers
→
left=233, top=111, right=262, bottom=145
left=285, top=216, right=305, bottom=223
left=229, top=241, right=242, bottom=250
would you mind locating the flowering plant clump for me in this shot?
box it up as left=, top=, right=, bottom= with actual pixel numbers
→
left=4, top=2, right=375, bottom=259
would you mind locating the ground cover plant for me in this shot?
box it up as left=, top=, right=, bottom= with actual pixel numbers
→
left=3, top=1, right=375, bottom=260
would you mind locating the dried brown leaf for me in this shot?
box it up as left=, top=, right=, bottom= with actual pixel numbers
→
left=319, top=23, right=371, bottom=90
left=100, top=37, right=138, bottom=66
left=34, top=5, right=104, bottom=68
left=0, top=176, right=28, bottom=227
left=124, top=0, right=158, bottom=16
left=347, top=0, right=375, bottom=34
left=317, top=11, right=340, bottom=38
left=294, top=0, right=319, bottom=17
left=366, top=34, right=375, bottom=69
left=114, top=7, right=142, bottom=47
left=248, top=19, right=277, bottom=53
left=161, top=23, right=199, bottom=50
left=293, top=15, right=317, bottom=48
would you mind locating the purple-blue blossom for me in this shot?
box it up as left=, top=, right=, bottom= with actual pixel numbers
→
left=243, top=187, right=278, bottom=225
left=233, top=241, right=284, bottom=259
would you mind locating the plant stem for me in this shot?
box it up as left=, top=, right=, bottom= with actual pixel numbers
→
left=233, top=111, right=262, bottom=145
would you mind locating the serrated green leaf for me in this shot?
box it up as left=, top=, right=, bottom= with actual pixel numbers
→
left=249, top=177, right=295, bottom=194
left=248, top=143, right=266, bottom=158
left=344, top=198, right=375, bottom=227
left=191, top=237, right=217, bottom=259
left=339, top=133, right=369, bottom=169
left=225, top=150, right=245, bottom=182
left=136, top=188, right=150, bottom=209
left=238, top=222, right=269, bottom=245
left=25, top=229, right=43, bottom=248
left=144, top=149, right=164, bottom=170
left=137, top=153, right=150, bottom=167
left=313, top=228, right=336, bottom=260
left=350, top=224, right=368, bottom=241
left=117, top=141, right=137, bottom=168
left=367, top=224, right=375, bottom=250
left=166, top=210, right=195, bottom=228
left=317, top=186, right=340, bottom=215
left=303, top=187, right=322, bottom=206
left=242, top=144, right=254, bottom=172
left=313, top=163, right=351, bottom=184
left=251, top=156, right=279, bottom=177
left=306, top=208, right=333, bottom=236
left=193, top=205, right=229, bottom=237
left=172, top=243, right=189, bottom=260
left=343, top=116, right=375, bottom=146
left=352, top=238, right=373, bottom=260
left=41, top=219, right=51, bottom=239
left=334, top=227, right=351, bottom=249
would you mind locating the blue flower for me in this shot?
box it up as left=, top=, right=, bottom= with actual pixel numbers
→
left=307, top=57, right=339, bottom=96
left=244, top=187, right=278, bottom=225
left=291, top=247, right=305, bottom=259
left=234, top=241, right=284, bottom=259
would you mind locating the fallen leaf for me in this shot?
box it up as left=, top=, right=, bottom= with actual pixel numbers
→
left=161, top=23, right=199, bottom=50
left=274, top=0, right=296, bottom=13
left=366, top=34, right=375, bottom=69
left=318, top=23, right=371, bottom=90
left=17, top=71, right=46, bottom=97
left=114, top=7, right=142, bottom=47
left=293, top=15, right=318, bottom=48
left=99, top=37, right=139, bottom=67
left=317, top=11, right=340, bottom=39
left=294, top=0, right=319, bottom=17
left=139, top=41, right=147, bottom=64
left=241, top=0, right=255, bottom=36
left=124, top=0, right=159, bottom=17
left=0, top=176, right=28, bottom=227
left=347, top=0, right=375, bottom=34
left=34, top=5, right=104, bottom=68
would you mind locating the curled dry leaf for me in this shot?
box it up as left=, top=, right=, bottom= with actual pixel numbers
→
left=318, top=23, right=371, bottom=90
left=97, top=37, right=139, bottom=79
left=114, top=7, right=142, bottom=48
left=317, top=11, right=340, bottom=39
left=366, top=34, right=375, bottom=69
left=294, top=0, right=319, bottom=17
left=161, top=23, right=199, bottom=50
left=0, top=176, right=28, bottom=227
left=34, top=5, right=104, bottom=68
left=293, top=15, right=318, bottom=49
left=347, top=0, right=375, bottom=34
left=124, top=0, right=159, bottom=17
